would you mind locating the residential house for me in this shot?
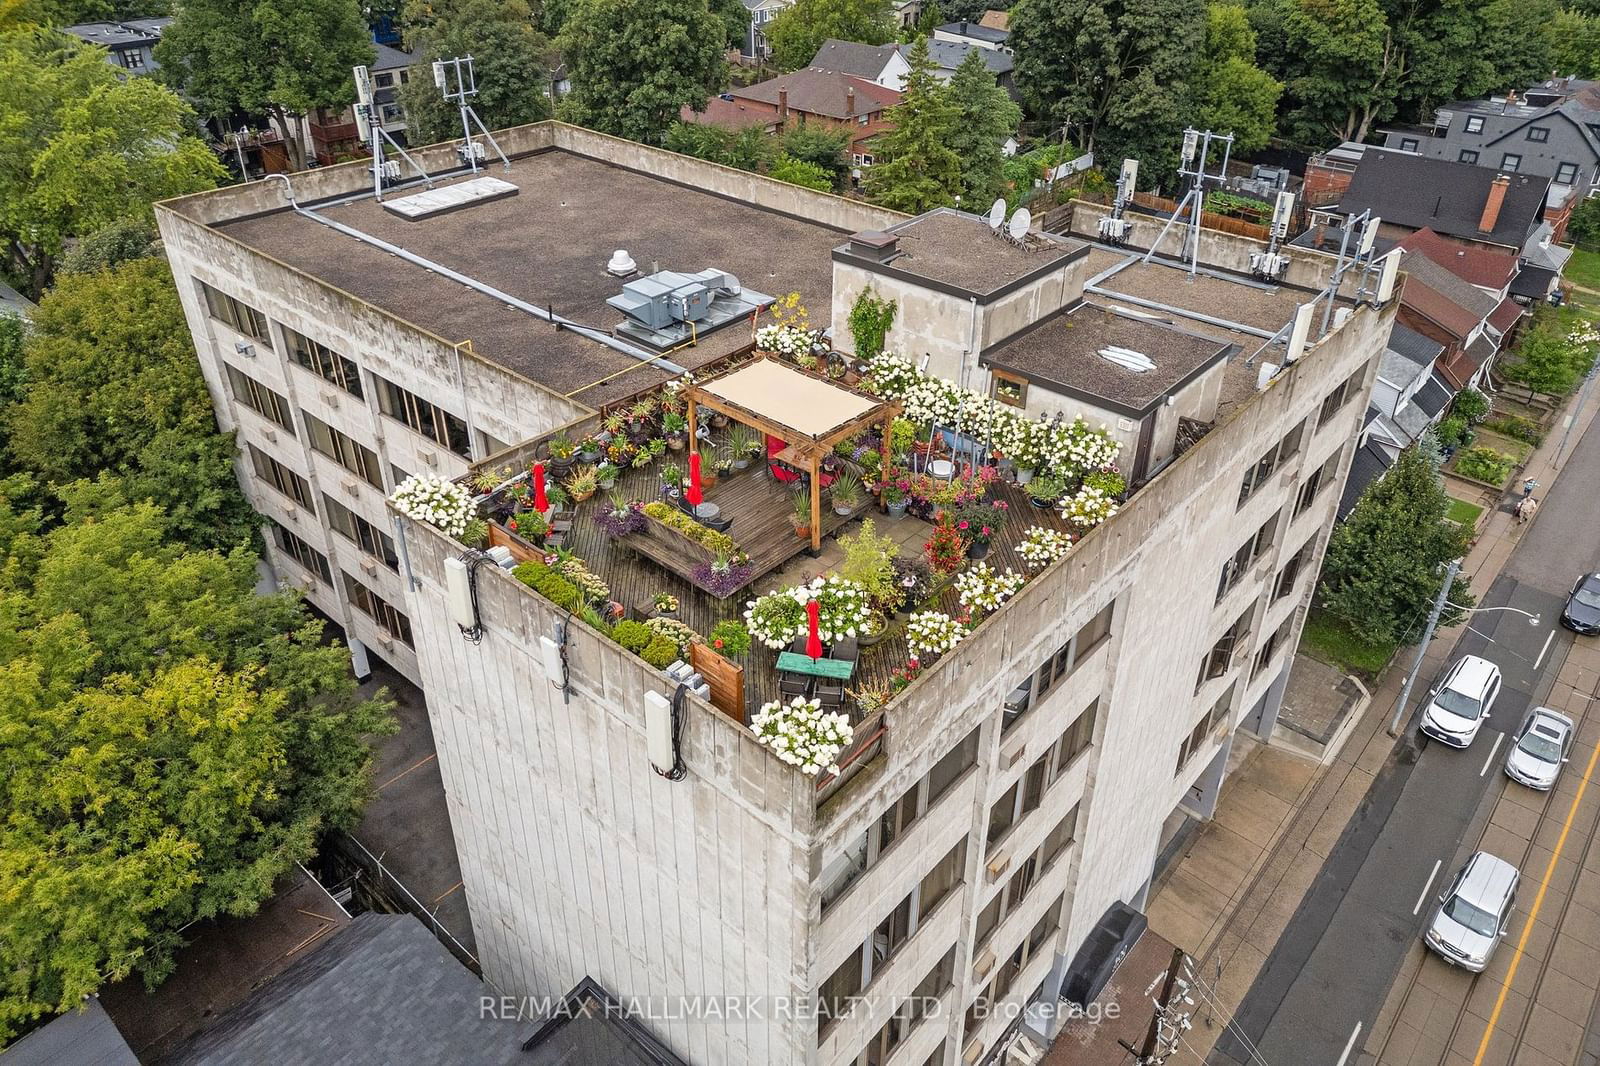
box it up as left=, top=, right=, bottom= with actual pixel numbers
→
left=62, top=17, right=170, bottom=75
left=809, top=37, right=1014, bottom=93
left=1302, top=141, right=1379, bottom=208
left=1514, top=220, right=1575, bottom=304
left=726, top=66, right=901, bottom=169
left=4, top=997, right=137, bottom=1066
left=905, top=39, right=1015, bottom=92
left=1380, top=77, right=1600, bottom=201
left=934, top=19, right=1011, bottom=52
left=1317, top=148, right=1550, bottom=255
left=1396, top=250, right=1502, bottom=390
left=678, top=94, right=782, bottom=134
left=740, top=0, right=794, bottom=60
left=891, top=0, right=925, bottom=29
left=1339, top=325, right=1454, bottom=515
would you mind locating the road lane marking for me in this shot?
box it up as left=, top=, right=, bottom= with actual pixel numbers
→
left=1335, top=1021, right=1362, bottom=1066
left=1469, top=707, right=1600, bottom=1065
left=1535, top=629, right=1556, bottom=670
left=1480, top=731, right=1505, bottom=777
left=1413, top=859, right=1443, bottom=915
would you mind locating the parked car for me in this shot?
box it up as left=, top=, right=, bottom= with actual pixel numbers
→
left=1425, top=852, right=1519, bottom=971
left=1561, top=572, right=1600, bottom=635
left=1505, top=707, right=1573, bottom=790
left=1419, top=655, right=1501, bottom=748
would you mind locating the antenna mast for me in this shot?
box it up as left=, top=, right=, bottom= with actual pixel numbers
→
left=433, top=55, right=512, bottom=173
left=1316, top=208, right=1383, bottom=338
left=1141, top=128, right=1234, bottom=278
left=354, top=64, right=433, bottom=201
left=1098, top=158, right=1139, bottom=245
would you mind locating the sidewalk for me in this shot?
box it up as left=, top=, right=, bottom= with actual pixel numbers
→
left=1142, top=379, right=1600, bottom=1063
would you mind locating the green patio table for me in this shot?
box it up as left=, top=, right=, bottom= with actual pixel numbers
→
left=775, top=651, right=855, bottom=680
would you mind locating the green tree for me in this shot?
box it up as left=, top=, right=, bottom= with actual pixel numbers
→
left=0, top=29, right=221, bottom=298
left=944, top=47, right=1021, bottom=207
left=397, top=0, right=552, bottom=145
left=155, top=0, right=376, bottom=171
left=1500, top=318, right=1585, bottom=399
left=710, top=0, right=751, bottom=49
left=781, top=122, right=852, bottom=186
left=1548, top=8, right=1600, bottom=79
left=1318, top=444, right=1475, bottom=646
left=1272, top=0, right=1396, bottom=143
left=557, top=0, right=727, bottom=143
left=1, top=0, right=165, bottom=26
left=56, top=217, right=159, bottom=278
left=5, top=260, right=257, bottom=552
left=866, top=36, right=961, bottom=212
left=1568, top=194, right=1600, bottom=251
left=770, top=151, right=834, bottom=190
left=1010, top=0, right=1203, bottom=178
left=0, top=501, right=394, bottom=1042
left=1194, top=4, right=1280, bottom=154
left=913, top=0, right=942, bottom=36
left=765, top=0, right=894, bottom=71
left=664, top=120, right=772, bottom=170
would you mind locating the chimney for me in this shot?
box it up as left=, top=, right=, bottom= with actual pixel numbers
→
left=959, top=19, right=968, bottom=32
left=846, top=85, right=855, bottom=117
left=1480, top=174, right=1510, bottom=233
left=778, top=87, right=788, bottom=127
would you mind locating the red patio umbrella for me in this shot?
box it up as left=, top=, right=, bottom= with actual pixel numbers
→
left=686, top=451, right=703, bottom=508
left=805, top=599, right=823, bottom=660
left=532, top=462, right=548, bottom=513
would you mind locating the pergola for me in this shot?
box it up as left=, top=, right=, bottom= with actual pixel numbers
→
left=686, top=358, right=898, bottom=552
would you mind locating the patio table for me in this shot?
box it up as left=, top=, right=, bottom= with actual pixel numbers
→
left=775, top=651, right=856, bottom=680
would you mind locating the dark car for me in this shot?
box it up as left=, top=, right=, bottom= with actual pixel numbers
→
left=1563, top=573, right=1600, bottom=635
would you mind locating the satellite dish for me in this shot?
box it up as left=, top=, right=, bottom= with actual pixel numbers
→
left=987, top=198, right=1006, bottom=230
left=1007, top=208, right=1032, bottom=241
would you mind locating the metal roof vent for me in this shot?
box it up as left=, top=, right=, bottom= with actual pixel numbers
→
left=848, top=230, right=899, bottom=263
left=1098, top=346, right=1155, bottom=373
left=607, top=249, right=637, bottom=277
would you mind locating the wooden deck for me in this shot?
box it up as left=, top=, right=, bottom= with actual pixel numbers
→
left=539, top=434, right=1079, bottom=721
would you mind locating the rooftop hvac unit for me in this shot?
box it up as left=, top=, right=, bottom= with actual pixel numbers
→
left=608, top=269, right=738, bottom=330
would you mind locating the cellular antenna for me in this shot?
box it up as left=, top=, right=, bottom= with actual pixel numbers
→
left=1141, top=127, right=1235, bottom=278
left=433, top=55, right=511, bottom=174
left=353, top=64, right=433, bottom=201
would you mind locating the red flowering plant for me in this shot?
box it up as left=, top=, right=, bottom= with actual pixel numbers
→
left=952, top=496, right=1009, bottom=545
left=923, top=513, right=968, bottom=574
left=889, top=658, right=923, bottom=692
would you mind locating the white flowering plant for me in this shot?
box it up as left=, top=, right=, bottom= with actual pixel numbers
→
left=1017, top=526, right=1074, bottom=569
left=743, top=575, right=872, bottom=648
left=1059, top=485, right=1120, bottom=530
left=755, top=323, right=819, bottom=359
left=954, top=563, right=1026, bottom=614
left=390, top=475, right=475, bottom=537
left=906, top=610, right=966, bottom=659
left=750, top=696, right=855, bottom=776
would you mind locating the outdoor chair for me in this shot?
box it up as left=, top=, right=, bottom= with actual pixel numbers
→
left=779, top=674, right=813, bottom=700
left=815, top=680, right=846, bottom=708
left=830, top=636, right=859, bottom=665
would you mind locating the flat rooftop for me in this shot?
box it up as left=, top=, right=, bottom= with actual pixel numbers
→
left=216, top=149, right=845, bottom=409
left=1094, top=257, right=1324, bottom=335
left=981, top=302, right=1235, bottom=416
left=849, top=208, right=1083, bottom=296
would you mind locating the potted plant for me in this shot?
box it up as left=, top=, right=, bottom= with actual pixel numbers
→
left=653, top=592, right=680, bottom=617
left=792, top=490, right=813, bottom=539
left=858, top=610, right=889, bottom=648
left=700, top=458, right=719, bottom=490
left=470, top=468, right=502, bottom=497
left=602, top=411, right=627, bottom=439
left=713, top=454, right=735, bottom=478
left=593, top=494, right=646, bottom=537
left=725, top=426, right=758, bottom=470
left=626, top=397, right=656, bottom=442
left=566, top=465, right=599, bottom=503
left=662, top=411, right=689, bottom=450
left=596, top=462, right=620, bottom=491
left=1027, top=472, right=1066, bottom=510
left=954, top=498, right=1008, bottom=560
left=577, top=435, right=603, bottom=463
left=709, top=618, right=751, bottom=657
left=659, top=461, right=683, bottom=498
left=890, top=556, right=931, bottom=617
left=708, top=409, right=730, bottom=430
left=830, top=471, right=862, bottom=516
left=547, top=434, right=577, bottom=477
left=880, top=477, right=909, bottom=520
left=506, top=480, right=532, bottom=513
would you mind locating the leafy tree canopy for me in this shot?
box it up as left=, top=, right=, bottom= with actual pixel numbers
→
left=0, top=499, right=394, bottom=1042
left=765, top=0, right=893, bottom=71
left=1193, top=4, right=1279, bottom=153
left=664, top=119, right=772, bottom=171
left=155, top=0, right=375, bottom=170
left=0, top=29, right=221, bottom=298
left=4, top=259, right=257, bottom=552
left=0, top=0, right=164, bottom=27
left=1548, top=8, right=1600, bottom=80
left=866, top=36, right=961, bottom=212
left=1318, top=443, right=1475, bottom=645
left=779, top=122, right=852, bottom=184
left=770, top=151, right=834, bottom=190
left=943, top=46, right=1020, bottom=208
left=556, top=0, right=726, bottom=143
left=398, top=0, right=552, bottom=144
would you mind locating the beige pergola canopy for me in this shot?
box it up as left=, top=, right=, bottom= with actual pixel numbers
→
left=685, top=358, right=898, bottom=551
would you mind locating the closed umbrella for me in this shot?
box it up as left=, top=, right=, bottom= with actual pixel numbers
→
left=532, top=462, right=548, bottom=513
left=686, top=451, right=703, bottom=508
left=805, top=599, right=822, bottom=660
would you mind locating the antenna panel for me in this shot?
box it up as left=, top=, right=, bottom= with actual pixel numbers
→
left=1285, top=302, right=1315, bottom=363
left=1181, top=129, right=1199, bottom=164
left=1270, top=191, right=1296, bottom=239
left=432, top=60, right=447, bottom=90
left=353, top=102, right=372, bottom=145
left=1376, top=249, right=1402, bottom=302
left=353, top=65, right=374, bottom=109
left=1119, top=158, right=1139, bottom=196
left=1358, top=216, right=1381, bottom=255
left=1007, top=208, right=1032, bottom=241
left=987, top=197, right=1006, bottom=230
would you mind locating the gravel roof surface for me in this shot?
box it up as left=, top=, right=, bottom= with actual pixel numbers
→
left=877, top=209, right=1081, bottom=294
left=1097, top=260, right=1326, bottom=334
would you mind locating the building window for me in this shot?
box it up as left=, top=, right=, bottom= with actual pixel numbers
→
left=970, top=894, right=1064, bottom=1025
left=1464, top=115, right=1484, bottom=134
left=1399, top=137, right=1419, bottom=152
left=225, top=363, right=295, bottom=434
left=1317, top=366, right=1365, bottom=428
left=323, top=493, right=400, bottom=570
left=918, top=840, right=966, bottom=917
left=1040, top=803, right=1080, bottom=867
left=376, top=375, right=471, bottom=457
left=270, top=520, right=332, bottom=582
left=1051, top=699, right=1098, bottom=773
left=990, top=370, right=1027, bottom=408
left=1197, top=610, right=1252, bottom=690
left=200, top=281, right=271, bottom=345
left=853, top=948, right=955, bottom=1066
left=249, top=445, right=315, bottom=511
left=860, top=154, right=874, bottom=166
left=1178, top=682, right=1235, bottom=771
left=1003, top=603, right=1113, bottom=730
left=1254, top=612, right=1296, bottom=678
left=285, top=327, right=363, bottom=397
left=1459, top=149, right=1480, bottom=164
left=1527, top=126, right=1550, bottom=143
left=1294, top=450, right=1342, bottom=516
left=374, top=71, right=394, bottom=88
left=342, top=571, right=414, bottom=646
left=305, top=412, right=384, bottom=488
left=1501, top=153, right=1521, bottom=173
left=1273, top=537, right=1315, bottom=601
left=1556, top=162, right=1580, bottom=185
left=120, top=49, right=145, bottom=69
left=1238, top=418, right=1306, bottom=506
left=1217, top=511, right=1279, bottom=604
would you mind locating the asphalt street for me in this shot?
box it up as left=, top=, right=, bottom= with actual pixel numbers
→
left=1211, top=411, right=1600, bottom=1066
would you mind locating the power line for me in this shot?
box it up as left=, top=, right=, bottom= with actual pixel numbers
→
left=1183, top=969, right=1273, bottom=1066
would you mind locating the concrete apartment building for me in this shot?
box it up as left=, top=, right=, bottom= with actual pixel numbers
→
left=156, top=124, right=1395, bottom=1066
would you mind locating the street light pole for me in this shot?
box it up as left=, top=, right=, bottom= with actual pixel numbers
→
left=1388, top=558, right=1462, bottom=737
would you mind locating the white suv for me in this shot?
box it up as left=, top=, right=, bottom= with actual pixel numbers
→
left=1419, top=655, right=1501, bottom=748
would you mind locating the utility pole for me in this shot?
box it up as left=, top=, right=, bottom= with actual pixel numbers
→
left=1387, top=558, right=1462, bottom=736
left=1120, top=947, right=1190, bottom=1065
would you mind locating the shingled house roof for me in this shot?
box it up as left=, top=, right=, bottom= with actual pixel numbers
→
left=1336, top=149, right=1548, bottom=249
left=1400, top=252, right=1500, bottom=339
left=1397, top=227, right=1518, bottom=290
left=731, top=67, right=900, bottom=120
